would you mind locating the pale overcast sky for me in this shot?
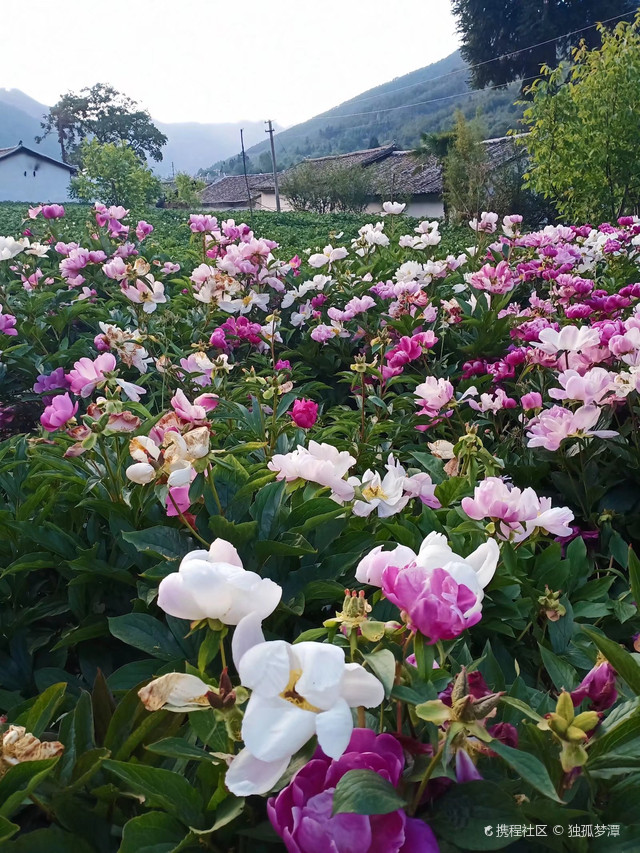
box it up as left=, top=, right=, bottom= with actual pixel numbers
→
left=0, top=0, right=460, bottom=127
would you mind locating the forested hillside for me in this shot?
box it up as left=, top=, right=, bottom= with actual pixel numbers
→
left=209, top=51, right=522, bottom=175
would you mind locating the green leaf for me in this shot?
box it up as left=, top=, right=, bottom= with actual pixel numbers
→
left=582, top=626, right=640, bottom=695
left=538, top=644, right=578, bottom=691
left=499, top=696, right=545, bottom=724
left=362, top=650, right=396, bottom=698
left=19, top=682, right=66, bottom=738
left=332, top=769, right=406, bottom=816
left=628, top=547, right=640, bottom=615
left=0, top=816, right=19, bottom=843
left=489, top=739, right=563, bottom=802
left=121, top=527, right=190, bottom=560
left=108, top=614, right=185, bottom=661
left=429, top=780, right=521, bottom=850
left=120, top=812, right=189, bottom=853
left=413, top=632, right=435, bottom=682
left=146, top=737, right=218, bottom=763
left=0, top=759, right=59, bottom=819
left=434, top=476, right=469, bottom=507
left=102, top=760, right=204, bottom=827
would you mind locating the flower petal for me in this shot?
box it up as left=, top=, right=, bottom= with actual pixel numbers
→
left=315, top=697, right=353, bottom=759
left=243, top=694, right=316, bottom=762
left=225, top=747, right=290, bottom=796
left=340, top=663, right=385, bottom=708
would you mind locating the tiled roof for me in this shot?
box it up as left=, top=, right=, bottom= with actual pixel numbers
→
left=304, top=144, right=397, bottom=169
left=0, top=143, right=76, bottom=171
left=200, top=172, right=277, bottom=204
left=367, top=150, right=442, bottom=195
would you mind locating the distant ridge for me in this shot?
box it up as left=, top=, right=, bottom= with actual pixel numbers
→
left=211, top=50, right=522, bottom=175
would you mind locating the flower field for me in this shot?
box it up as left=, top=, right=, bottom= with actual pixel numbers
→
left=1, top=201, right=640, bottom=850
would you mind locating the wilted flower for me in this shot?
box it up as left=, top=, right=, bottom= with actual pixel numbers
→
left=138, top=673, right=215, bottom=712
left=1, top=726, right=64, bottom=775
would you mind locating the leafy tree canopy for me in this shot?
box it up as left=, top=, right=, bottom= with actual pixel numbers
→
left=452, top=0, right=637, bottom=89
left=37, top=83, right=167, bottom=164
left=521, top=14, right=640, bottom=222
left=70, top=139, right=161, bottom=209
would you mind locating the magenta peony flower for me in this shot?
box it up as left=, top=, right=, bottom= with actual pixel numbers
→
left=40, top=393, right=78, bottom=432
left=521, top=391, right=543, bottom=410
left=382, top=565, right=483, bottom=642
left=42, top=204, right=65, bottom=220
left=571, top=660, right=617, bottom=711
left=267, top=729, right=439, bottom=853
left=135, top=220, right=153, bottom=241
left=0, top=306, right=17, bottom=336
left=291, top=398, right=318, bottom=429
left=33, top=367, right=70, bottom=395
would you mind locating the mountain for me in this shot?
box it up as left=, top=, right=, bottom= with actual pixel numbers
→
left=153, top=120, right=282, bottom=177
left=213, top=50, right=523, bottom=174
left=0, top=89, right=59, bottom=156
left=0, top=89, right=282, bottom=175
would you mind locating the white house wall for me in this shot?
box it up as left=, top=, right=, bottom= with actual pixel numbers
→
left=256, top=191, right=294, bottom=212
left=0, top=152, right=73, bottom=203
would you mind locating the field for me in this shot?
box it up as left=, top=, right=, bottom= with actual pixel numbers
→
left=1, top=201, right=640, bottom=851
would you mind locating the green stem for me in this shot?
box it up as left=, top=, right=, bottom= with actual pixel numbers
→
left=168, top=491, right=210, bottom=547
left=410, top=742, right=444, bottom=815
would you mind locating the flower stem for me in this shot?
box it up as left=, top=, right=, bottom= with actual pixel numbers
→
left=410, top=742, right=444, bottom=816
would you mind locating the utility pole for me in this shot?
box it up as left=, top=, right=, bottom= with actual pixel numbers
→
left=265, top=119, right=281, bottom=212
left=240, top=128, right=253, bottom=222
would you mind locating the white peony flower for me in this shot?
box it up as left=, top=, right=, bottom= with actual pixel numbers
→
left=225, top=638, right=384, bottom=796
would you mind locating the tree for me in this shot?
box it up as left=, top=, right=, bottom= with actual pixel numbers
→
left=281, top=162, right=372, bottom=213
left=70, top=140, right=161, bottom=209
left=521, top=15, right=640, bottom=222
left=451, top=0, right=636, bottom=89
left=174, top=172, right=207, bottom=206
left=37, top=83, right=167, bottom=164
left=443, top=112, right=491, bottom=222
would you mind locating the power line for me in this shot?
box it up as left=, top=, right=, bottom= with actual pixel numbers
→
left=299, top=74, right=539, bottom=123
left=290, top=9, right=636, bottom=123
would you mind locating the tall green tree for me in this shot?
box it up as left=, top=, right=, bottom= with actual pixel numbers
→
left=70, top=140, right=161, bottom=209
left=443, top=112, right=490, bottom=222
left=521, top=15, right=640, bottom=222
left=452, top=0, right=636, bottom=89
left=37, top=83, right=167, bottom=164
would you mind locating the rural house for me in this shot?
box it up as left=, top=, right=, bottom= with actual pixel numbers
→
left=0, top=143, right=76, bottom=202
left=297, top=138, right=526, bottom=218
left=200, top=172, right=292, bottom=212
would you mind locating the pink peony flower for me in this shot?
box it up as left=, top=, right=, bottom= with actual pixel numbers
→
left=42, top=204, right=65, bottom=220
left=290, top=399, right=318, bottom=429
left=40, top=393, right=78, bottom=432
left=0, top=306, right=17, bottom=336
left=135, top=220, right=153, bottom=241
left=521, top=391, right=543, bottom=410
left=526, top=405, right=618, bottom=451
left=414, top=377, right=454, bottom=419
left=67, top=353, right=116, bottom=397
left=171, top=389, right=218, bottom=423
left=468, top=261, right=514, bottom=294
left=548, top=367, right=615, bottom=405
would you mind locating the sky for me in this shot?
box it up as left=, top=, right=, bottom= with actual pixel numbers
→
left=0, top=0, right=460, bottom=127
